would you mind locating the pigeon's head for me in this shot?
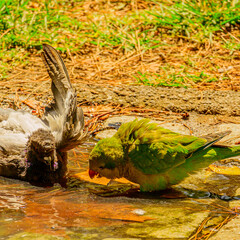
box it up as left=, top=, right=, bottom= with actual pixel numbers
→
left=27, top=129, right=57, bottom=170
left=88, top=137, right=125, bottom=180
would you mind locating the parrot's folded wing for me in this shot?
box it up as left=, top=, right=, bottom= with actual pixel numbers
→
left=116, top=119, right=206, bottom=175
left=133, top=130, right=232, bottom=175
left=129, top=134, right=206, bottom=174
left=41, top=44, right=86, bottom=151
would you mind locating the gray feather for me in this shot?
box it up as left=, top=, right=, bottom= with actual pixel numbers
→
left=41, top=44, right=86, bottom=150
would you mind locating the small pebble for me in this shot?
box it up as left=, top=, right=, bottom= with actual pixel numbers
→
left=132, top=209, right=146, bottom=216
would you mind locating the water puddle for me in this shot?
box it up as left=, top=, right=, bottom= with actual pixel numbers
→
left=0, top=141, right=240, bottom=239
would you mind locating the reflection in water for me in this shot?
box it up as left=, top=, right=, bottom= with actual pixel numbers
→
left=0, top=177, right=151, bottom=238
left=0, top=143, right=240, bottom=239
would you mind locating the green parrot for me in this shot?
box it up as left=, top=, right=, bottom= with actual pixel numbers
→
left=88, top=118, right=240, bottom=192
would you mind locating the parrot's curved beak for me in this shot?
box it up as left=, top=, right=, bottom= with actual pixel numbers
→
left=89, top=169, right=99, bottom=179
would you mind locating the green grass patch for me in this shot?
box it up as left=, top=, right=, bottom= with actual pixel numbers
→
left=2, top=0, right=239, bottom=54
left=147, top=0, right=240, bottom=43
left=0, top=0, right=86, bottom=50
left=134, top=70, right=219, bottom=88
left=0, top=0, right=159, bottom=52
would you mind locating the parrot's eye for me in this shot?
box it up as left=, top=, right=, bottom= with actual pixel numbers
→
left=99, top=166, right=104, bottom=170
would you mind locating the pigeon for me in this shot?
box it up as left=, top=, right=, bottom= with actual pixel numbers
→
left=0, top=44, right=86, bottom=186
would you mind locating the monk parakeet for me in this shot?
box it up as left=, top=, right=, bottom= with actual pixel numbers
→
left=89, top=119, right=240, bottom=192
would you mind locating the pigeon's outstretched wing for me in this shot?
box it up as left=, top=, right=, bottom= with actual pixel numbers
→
left=0, top=108, right=48, bottom=154
left=41, top=44, right=86, bottom=151
left=0, top=44, right=85, bottom=156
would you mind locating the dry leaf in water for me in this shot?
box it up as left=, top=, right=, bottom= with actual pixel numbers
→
left=74, top=170, right=138, bottom=186
left=209, top=164, right=240, bottom=175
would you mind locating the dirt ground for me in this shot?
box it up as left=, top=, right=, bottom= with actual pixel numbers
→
left=2, top=79, right=240, bottom=115
left=74, top=84, right=240, bottom=115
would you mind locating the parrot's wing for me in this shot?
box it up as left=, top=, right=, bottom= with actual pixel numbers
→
left=114, top=119, right=207, bottom=174
left=129, top=132, right=207, bottom=175
left=41, top=44, right=86, bottom=151
left=115, top=119, right=231, bottom=175
left=133, top=127, right=232, bottom=174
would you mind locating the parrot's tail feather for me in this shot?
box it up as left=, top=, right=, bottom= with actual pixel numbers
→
left=196, top=130, right=231, bottom=152
left=200, top=131, right=231, bottom=143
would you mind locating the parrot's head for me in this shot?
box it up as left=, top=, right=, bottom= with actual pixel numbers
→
left=88, top=137, right=125, bottom=180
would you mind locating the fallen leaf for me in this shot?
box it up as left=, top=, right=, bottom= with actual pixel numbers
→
left=209, top=164, right=240, bottom=175
left=22, top=99, right=41, bottom=109
left=73, top=170, right=138, bottom=186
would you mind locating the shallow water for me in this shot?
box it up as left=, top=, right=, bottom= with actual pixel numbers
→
left=0, top=142, right=239, bottom=240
